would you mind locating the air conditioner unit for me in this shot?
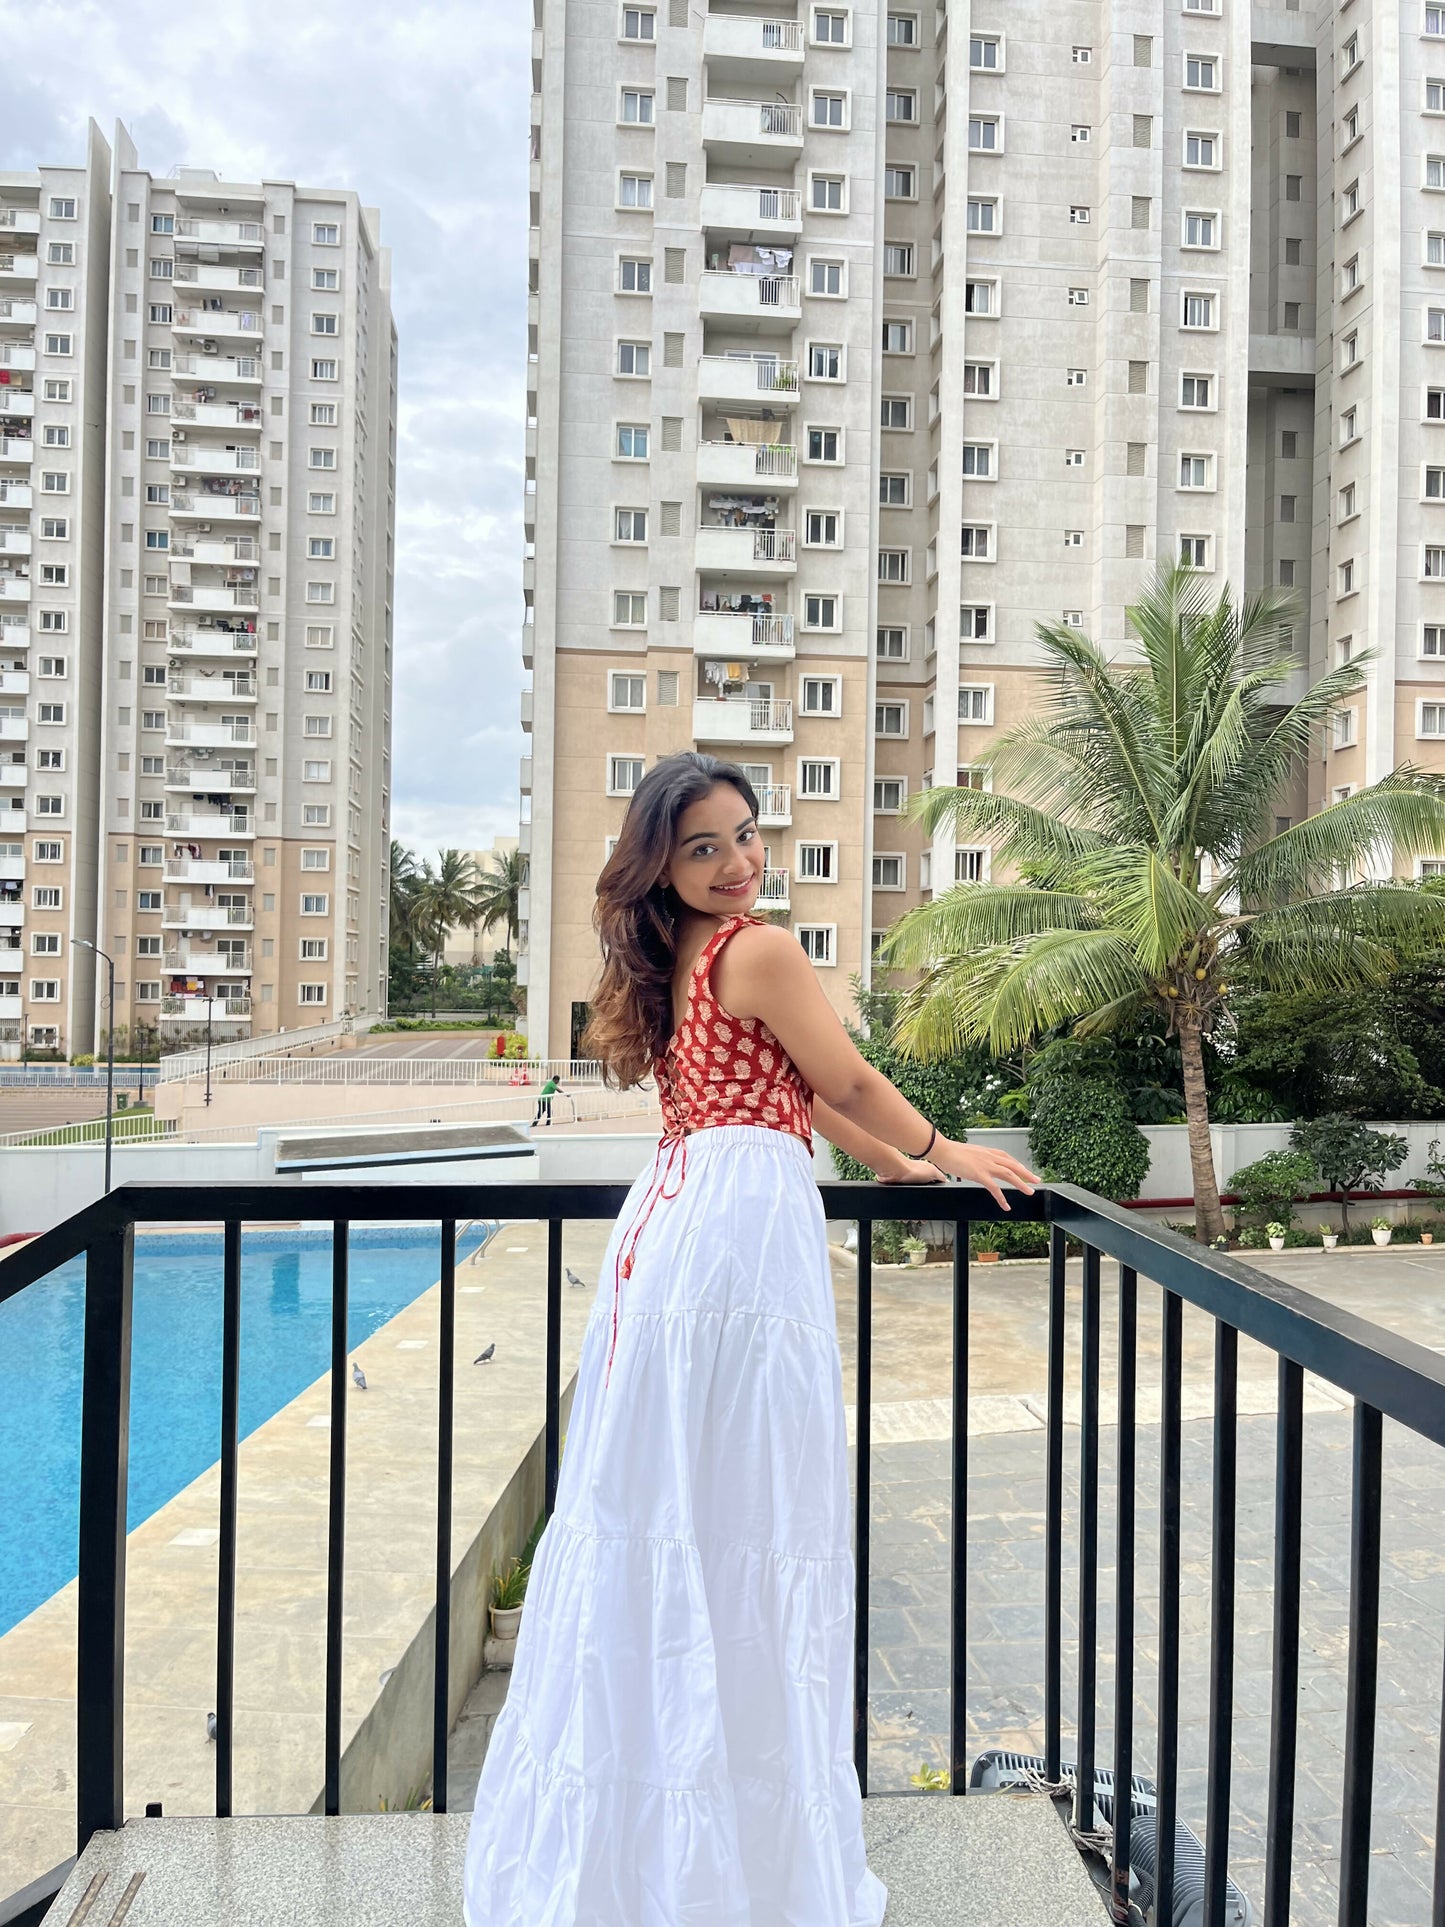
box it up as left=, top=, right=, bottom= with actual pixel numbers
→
left=173, top=430, right=187, bottom=442
left=202, top=340, right=219, bottom=354
left=197, top=523, right=212, bottom=534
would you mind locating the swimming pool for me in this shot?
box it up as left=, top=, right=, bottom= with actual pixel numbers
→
left=0, top=1222, right=491, bottom=1637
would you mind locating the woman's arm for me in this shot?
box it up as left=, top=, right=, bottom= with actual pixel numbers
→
left=812, top=1096, right=942, bottom=1183
left=713, top=925, right=1038, bottom=1208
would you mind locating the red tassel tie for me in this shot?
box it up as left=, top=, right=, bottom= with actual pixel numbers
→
left=606, top=1130, right=688, bottom=1387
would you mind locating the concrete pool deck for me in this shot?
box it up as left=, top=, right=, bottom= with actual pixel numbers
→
left=0, top=1219, right=618, bottom=1902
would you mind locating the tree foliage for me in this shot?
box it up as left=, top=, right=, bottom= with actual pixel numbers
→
left=1028, top=1074, right=1151, bottom=1201
left=1288, top=1116, right=1409, bottom=1237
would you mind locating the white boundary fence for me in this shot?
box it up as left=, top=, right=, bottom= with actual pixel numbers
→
left=227, top=1056, right=601, bottom=1087
left=158, top=1015, right=369, bottom=1083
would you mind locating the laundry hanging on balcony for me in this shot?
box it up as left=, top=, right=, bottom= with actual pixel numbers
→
left=722, top=417, right=783, bottom=445
left=699, top=589, right=775, bottom=614
left=726, top=243, right=793, bottom=274
left=706, top=493, right=779, bottom=526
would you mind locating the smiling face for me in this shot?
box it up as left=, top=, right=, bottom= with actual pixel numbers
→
left=663, top=779, right=765, bottom=918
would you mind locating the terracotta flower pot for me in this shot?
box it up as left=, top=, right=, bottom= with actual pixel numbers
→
left=975, top=1251, right=1000, bottom=1264
left=1422, top=1233, right=1435, bottom=1246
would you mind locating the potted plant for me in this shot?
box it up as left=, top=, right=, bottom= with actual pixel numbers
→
left=1322, top=1228, right=1339, bottom=1251
left=1266, top=1221, right=1288, bottom=1253
left=489, top=1556, right=529, bottom=1640
left=1371, top=1216, right=1393, bottom=1248
left=901, top=1235, right=928, bottom=1268
left=974, top=1242, right=1000, bottom=1264
left=1423, top=1227, right=1436, bottom=1247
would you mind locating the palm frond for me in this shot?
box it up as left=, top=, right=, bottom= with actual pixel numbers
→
left=903, top=785, right=1106, bottom=874
left=1231, top=776, right=1445, bottom=902
left=891, top=927, right=1148, bottom=1058
left=1071, top=847, right=1211, bottom=973
left=877, top=884, right=1102, bottom=973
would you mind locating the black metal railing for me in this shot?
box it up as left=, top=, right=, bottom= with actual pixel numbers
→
left=1, top=1178, right=1444, bottom=1927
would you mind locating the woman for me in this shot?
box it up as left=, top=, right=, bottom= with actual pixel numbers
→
left=463, top=752, right=1037, bottom=1927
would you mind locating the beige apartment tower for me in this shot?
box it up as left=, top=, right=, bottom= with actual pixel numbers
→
left=520, top=0, right=1445, bottom=1058
left=0, top=122, right=396, bottom=1059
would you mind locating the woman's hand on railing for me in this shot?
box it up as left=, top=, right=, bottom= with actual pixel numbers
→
left=928, top=1137, right=1040, bottom=1209
left=876, top=1155, right=946, bottom=1186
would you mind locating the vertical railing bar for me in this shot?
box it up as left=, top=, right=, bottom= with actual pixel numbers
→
left=432, top=1220, right=457, bottom=1814
left=323, top=1220, right=349, bottom=1817
left=1074, top=1242, right=1101, bottom=1836
left=853, top=1220, right=872, bottom=1797
left=1203, top=1321, right=1239, bottom=1927
left=215, top=1219, right=242, bottom=1819
left=949, top=1219, right=970, bottom=1794
left=1264, top=1355, right=1304, bottom=1927
left=76, top=1213, right=135, bottom=1854
left=544, top=1220, right=563, bottom=1520
left=1338, top=1401, right=1383, bottom=1927
left=1044, top=1224, right=1066, bottom=1782
left=1155, top=1289, right=1183, bottom=1927
left=1110, top=1264, right=1138, bottom=1923
left=1434, top=1633, right=1445, bottom=1927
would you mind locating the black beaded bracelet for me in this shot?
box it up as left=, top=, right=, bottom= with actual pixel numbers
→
left=915, top=1123, right=937, bottom=1160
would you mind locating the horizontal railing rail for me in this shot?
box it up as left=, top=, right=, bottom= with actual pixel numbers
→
left=3, top=1180, right=1444, bottom=1927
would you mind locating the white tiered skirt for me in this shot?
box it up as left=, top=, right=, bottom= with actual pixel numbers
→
left=462, top=1125, right=887, bottom=1927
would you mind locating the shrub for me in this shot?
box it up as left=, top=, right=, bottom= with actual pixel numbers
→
left=1028, top=1076, right=1151, bottom=1201
left=1226, top=1149, right=1317, bottom=1232
left=1290, top=1115, right=1408, bottom=1238
left=971, top=1220, right=1052, bottom=1260
left=870, top=1220, right=911, bottom=1264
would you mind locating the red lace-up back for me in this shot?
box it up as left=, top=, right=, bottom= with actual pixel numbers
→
left=654, top=914, right=813, bottom=1150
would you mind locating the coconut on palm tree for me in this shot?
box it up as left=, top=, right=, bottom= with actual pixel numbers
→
left=879, top=566, right=1445, bottom=1243
left=473, top=848, right=525, bottom=961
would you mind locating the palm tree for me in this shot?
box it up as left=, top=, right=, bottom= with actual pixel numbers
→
left=472, top=848, right=525, bottom=961
left=413, top=849, right=487, bottom=1019
left=879, top=566, right=1445, bottom=1242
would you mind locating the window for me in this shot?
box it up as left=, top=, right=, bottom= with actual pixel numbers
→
left=881, top=319, right=912, bottom=354
left=1430, top=79, right=1445, bottom=113
left=1342, top=330, right=1359, bottom=368
left=880, top=396, right=912, bottom=430
left=803, top=594, right=839, bottom=631
left=960, top=605, right=992, bottom=641
left=1338, top=481, right=1358, bottom=520
left=1071, top=125, right=1091, bottom=145
left=615, top=507, right=647, bottom=543
left=45, top=288, right=73, bottom=311
left=1184, top=210, right=1218, bottom=248
left=876, top=628, right=908, bottom=663
left=148, top=257, right=174, bottom=280
left=1182, top=291, right=1216, bottom=329
left=1342, top=32, right=1360, bottom=72
left=617, top=256, right=652, bottom=295
left=608, top=755, right=644, bottom=795
left=873, top=854, right=905, bottom=890
left=1424, top=624, right=1445, bottom=658
left=621, top=88, right=654, bottom=124
left=955, top=848, right=990, bottom=884
left=886, top=12, right=916, bottom=44
left=36, top=702, right=65, bottom=724
left=1185, top=53, right=1218, bottom=90
left=308, top=446, right=337, bottom=471
left=959, top=526, right=992, bottom=560
left=969, top=115, right=1000, bottom=152
left=621, top=6, right=655, bottom=37
left=878, top=548, right=911, bottom=583
left=43, top=333, right=73, bottom=357
left=1180, top=373, right=1214, bottom=411
left=1067, top=368, right=1088, bottom=388
left=613, top=590, right=647, bottom=627
left=796, top=842, right=838, bottom=884
left=885, top=90, right=917, bottom=122
left=805, top=258, right=843, bottom=300
left=37, top=656, right=66, bottom=677
left=874, top=778, right=906, bottom=813
left=308, top=491, right=336, bottom=513
left=47, top=241, right=75, bottom=264
left=32, top=841, right=61, bottom=862
left=880, top=473, right=909, bottom=506
left=882, top=244, right=914, bottom=278
left=884, top=166, right=915, bottom=199
left=794, top=676, right=839, bottom=720
left=959, top=443, right=994, bottom=481
left=1069, top=207, right=1091, bottom=227
left=874, top=703, right=906, bottom=739
left=814, top=8, right=849, bottom=42
left=1073, top=44, right=1092, bottom=62
left=962, top=362, right=994, bottom=397
left=303, top=760, right=332, bottom=780
left=297, top=983, right=329, bottom=1007
left=797, top=926, right=835, bottom=966
left=804, top=510, right=842, bottom=548
left=969, top=34, right=1000, bottom=70
left=35, top=797, right=64, bottom=818
left=1430, top=5, right=1445, bottom=36
left=48, top=196, right=76, bottom=220
left=813, top=90, right=848, bottom=129
left=967, top=197, right=999, bottom=235
left=617, top=340, right=650, bottom=376
left=1428, top=546, right=1445, bottom=580
left=609, top=672, right=645, bottom=711
left=304, top=670, right=333, bottom=693
left=312, top=221, right=341, bottom=245
left=32, top=888, right=61, bottom=910
left=1341, top=406, right=1358, bottom=444
left=964, top=279, right=996, bottom=316
left=1180, top=534, right=1211, bottom=569
left=1333, top=708, right=1358, bottom=750
left=798, top=758, right=839, bottom=799
left=303, top=805, right=332, bottom=826
left=1179, top=453, right=1213, bottom=490
left=618, top=172, right=653, bottom=210
left=303, top=715, right=333, bottom=740
left=807, top=342, right=843, bottom=380
left=29, top=980, right=60, bottom=1002
left=807, top=427, right=841, bottom=464
left=1341, top=179, right=1360, bottom=220
left=810, top=174, right=845, bottom=213
left=959, top=685, right=993, bottom=724
left=305, top=625, right=335, bottom=649
left=305, top=581, right=335, bottom=605
left=311, top=358, right=338, bottom=380
left=1431, top=309, right=1445, bottom=344
left=307, top=537, right=335, bottom=560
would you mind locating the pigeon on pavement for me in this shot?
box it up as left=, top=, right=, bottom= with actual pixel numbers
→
left=565, top=1267, right=587, bottom=1289
left=352, top=1362, right=367, bottom=1391
left=473, top=1343, right=496, bottom=1365
left=206, top=1712, right=218, bottom=1743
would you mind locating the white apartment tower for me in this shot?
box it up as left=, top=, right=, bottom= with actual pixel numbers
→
left=0, top=123, right=396, bottom=1059
left=521, top=0, right=1445, bottom=1057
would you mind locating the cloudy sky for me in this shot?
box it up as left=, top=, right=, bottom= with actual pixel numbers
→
left=0, top=0, right=529, bottom=856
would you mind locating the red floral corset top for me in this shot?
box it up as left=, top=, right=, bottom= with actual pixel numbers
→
left=653, top=914, right=813, bottom=1150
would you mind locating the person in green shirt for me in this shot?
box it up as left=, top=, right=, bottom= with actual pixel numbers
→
left=533, top=1075, right=561, bottom=1127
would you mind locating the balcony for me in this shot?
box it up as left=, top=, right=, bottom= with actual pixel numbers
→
left=0, top=253, right=38, bottom=284
left=0, top=483, right=32, bottom=509
left=0, top=715, right=27, bottom=743
left=0, top=528, right=30, bottom=557
left=165, top=761, right=255, bottom=794
left=754, top=781, right=791, bottom=825
left=0, top=760, right=25, bottom=785
left=164, top=854, right=255, bottom=883
left=0, top=991, right=19, bottom=1020
left=703, top=13, right=805, bottom=72
left=692, top=693, right=794, bottom=743
left=0, top=435, right=33, bottom=465
left=0, top=891, right=22, bottom=919
left=0, top=297, right=36, bottom=328
left=170, top=443, right=263, bottom=477
left=697, top=440, right=797, bottom=489
left=172, top=397, right=266, bottom=431
left=0, top=849, right=21, bottom=880
left=0, top=344, right=36, bottom=372
left=169, top=534, right=261, bottom=565
left=693, top=607, right=795, bottom=660
left=174, top=215, right=265, bottom=250
left=168, top=625, right=258, bottom=657
left=160, top=993, right=253, bottom=1022
left=754, top=866, right=791, bottom=909
left=161, top=901, right=254, bottom=931
left=699, top=267, right=800, bottom=326
left=165, top=718, right=256, bottom=748
left=520, top=754, right=533, bottom=795
left=0, top=388, right=34, bottom=418
left=0, top=208, right=41, bottom=236
left=174, top=261, right=265, bottom=294
left=169, top=488, right=262, bottom=522
left=700, top=96, right=804, bottom=165
left=173, top=351, right=264, bottom=385
left=0, top=669, right=28, bottom=696
left=168, top=581, right=261, bottom=615
left=166, top=670, right=257, bottom=702
left=698, top=353, right=799, bottom=406
left=699, top=182, right=803, bottom=239
left=695, top=523, right=796, bottom=575
left=0, top=575, right=29, bottom=603
left=165, top=811, right=253, bottom=839
left=0, top=942, right=21, bottom=972
left=162, top=943, right=252, bottom=971
left=172, top=307, right=265, bottom=343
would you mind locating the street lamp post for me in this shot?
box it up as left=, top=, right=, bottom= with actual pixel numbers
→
left=204, top=993, right=215, bottom=1107
left=72, top=938, right=116, bottom=1195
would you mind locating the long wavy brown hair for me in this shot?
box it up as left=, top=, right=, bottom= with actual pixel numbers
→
left=582, top=752, right=759, bottom=1088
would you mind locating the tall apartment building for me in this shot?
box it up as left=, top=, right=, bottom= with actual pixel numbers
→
left=0, top=122, right=396, bottom=1059
left=521, top=0, right=1445, bottom=1058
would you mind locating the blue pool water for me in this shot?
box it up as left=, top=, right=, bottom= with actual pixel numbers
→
left=0, top=1223, right=490, bottom=1637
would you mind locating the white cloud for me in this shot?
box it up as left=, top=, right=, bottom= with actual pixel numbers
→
left=0, top=0, right=529, bottom=858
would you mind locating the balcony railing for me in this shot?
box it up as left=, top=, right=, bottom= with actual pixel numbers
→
left=168, top=628, right=258, bottom=655
left=164, top=762, right=256, bottom=791
left=8, top=1178, right=1438, bottom=1924
left=172, top=354, right=263, bottom=382
left=755, top=866, right=790, bottom=904
left=169, top=537, right=261, bottom=562
left=167, top=673, right=257, bottom=699
left=169, top=490, right=262, bottom=518
left=170, top=445, right=261, bottom=471
left=754, top=782, right=791, bottom=822
left=174, top=217, right=264, bottom=246
left=160, top=993, right=252, bottom=1018
left=163, top=856, right=255, bottom=882
left=174, top=262, right=264, bottom=288
left=698, top=353, right=799, bottom=398
left=166, top=719, right=256, bottom=745
left=171, top=401, right=265, bottom=427
left=162, top=945, right=252, bottom=971
left=164, top=812, right=252, bottom=837
left=750, top=527, right=795, bottom=563
left=0, top=209, right=41, bottom=233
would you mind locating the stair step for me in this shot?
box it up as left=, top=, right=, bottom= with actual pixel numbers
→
left=46, top=1794, right=1103, bottom=1924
